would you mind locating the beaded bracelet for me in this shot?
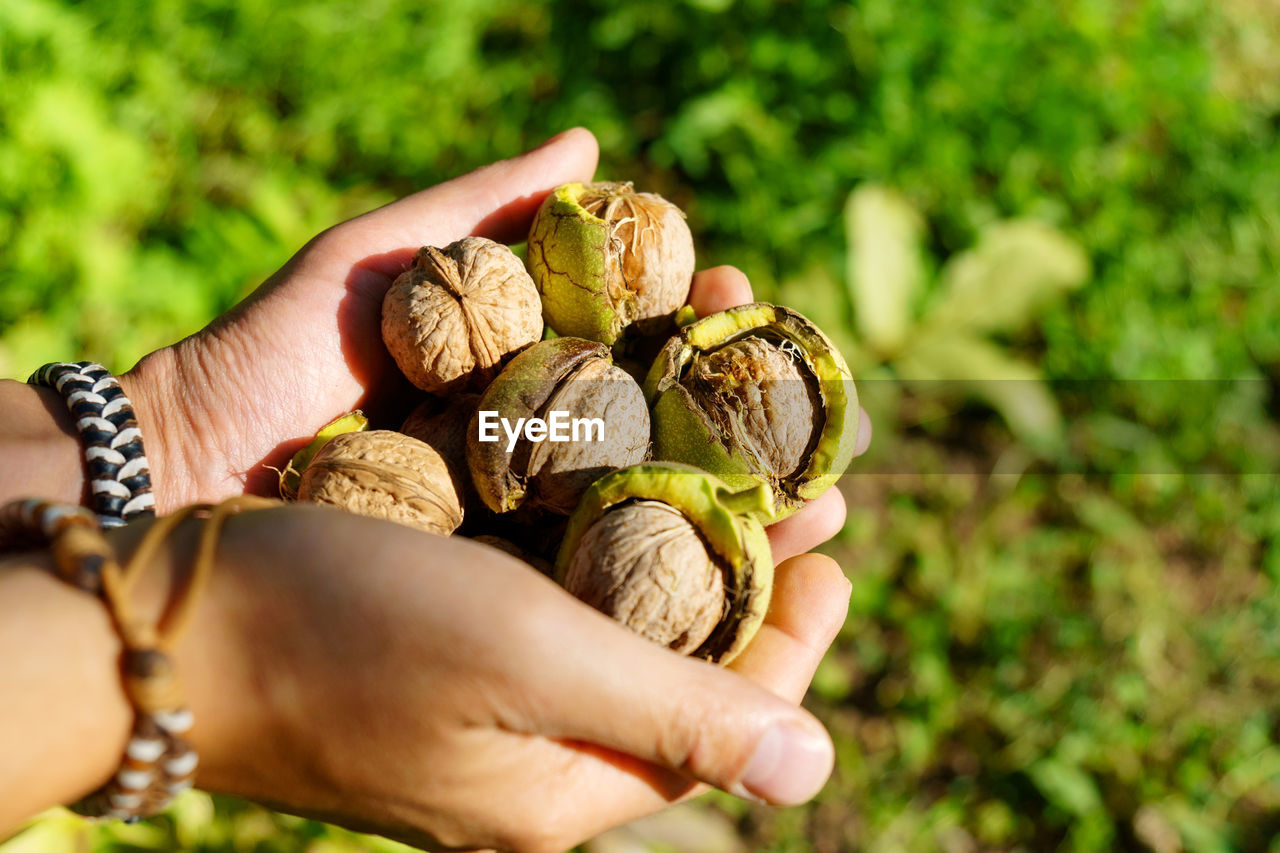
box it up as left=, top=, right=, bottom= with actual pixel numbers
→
left=28, top=362, right=156, bottom=529
left=0, top=495, right=277, bottom=821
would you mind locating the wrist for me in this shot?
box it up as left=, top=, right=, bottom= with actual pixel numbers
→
left=0, top=509, right=276, bottom=830
left=0, top=556, right=129, bottom=828
left=148, top=506, right=300, bottom=801
left=0, top=379, right=90, bottom=507
left=122, top=344, right=238, bottom=511
left=105, top=513, right=266, bottom=797
left=57, top=512, right=277, bottom=806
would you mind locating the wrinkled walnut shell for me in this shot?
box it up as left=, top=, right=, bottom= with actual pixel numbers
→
left=298, top=430, right=463, bottom=535
left=382, top=237, right=543, bottom=394
left=556, top=462, right=774, bottom=665
left=564, top=500, right=725, bottom=654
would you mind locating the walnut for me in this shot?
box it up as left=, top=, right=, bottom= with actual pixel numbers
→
left=555, top=463, right=775, bottom=665
left=467, top=337, right=650, bottom=516
left=381, top=237, right=543, bottom=394
left=523, top=355, right=650, bottom=514
left=645, top=303, right=860, bottom=518
left=297, top=430, right=463, bottom=535
left=685, top=337, right=822, bottom=480
left=401, top=393, right=480, bottom=484
left=563, top=501, right=725, bottom=654
left=527, top=182, right=695, bottom=345
left=577, top=182, right=694, bottom=334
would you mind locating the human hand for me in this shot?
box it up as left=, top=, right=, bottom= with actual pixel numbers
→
left=165, top=503, right=856, bottom=852
left=124, top=128, right=597, bottom=509
left=0, top=130, right=872, bottom=851
left=110, top=132, right=870, bottom=850
left=121, top=128, right=872, bottom=522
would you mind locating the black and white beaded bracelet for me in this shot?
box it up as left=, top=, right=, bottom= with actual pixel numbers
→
left=28, top=362, right=156, bottom=528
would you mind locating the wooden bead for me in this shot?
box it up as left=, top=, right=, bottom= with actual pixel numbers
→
left=50, top=522, right=110, bottom=593
left=122, top=649, right=182, bottom=714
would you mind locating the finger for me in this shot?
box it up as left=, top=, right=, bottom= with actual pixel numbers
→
left=764, top=404, right=871, bottom=560
left=334, top=127, right=600, bottom=276
left=854, top=406, right=873, bottom=456
left=475, top=553, right=852, bottom=848
left=564, top=552, right=851, bottom=798
left=687, top=265, right=753, bottom=316
left=767, top=487, right=847, bottom=563
left=510, top=591, right=834, bottom=806
left=728, top=552, right=851, bottom=701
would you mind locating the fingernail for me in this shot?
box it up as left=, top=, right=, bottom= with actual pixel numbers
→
left=736, top=722, right=833, bottom=805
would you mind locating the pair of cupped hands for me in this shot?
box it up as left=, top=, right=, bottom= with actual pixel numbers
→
left=60, top=129, right=870, bottom=852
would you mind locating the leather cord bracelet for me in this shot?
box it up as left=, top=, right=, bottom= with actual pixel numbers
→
left=28, top=362, right=156, bottom=529
left=0, top=495, right=278, bottom=821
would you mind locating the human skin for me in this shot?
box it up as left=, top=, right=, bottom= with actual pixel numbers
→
left=0, top=504, right=855, bottom=852
left=0, top=129, right=872, bottom=851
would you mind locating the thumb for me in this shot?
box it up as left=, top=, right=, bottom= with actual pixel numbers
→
left=337, top=127, right=599, bottom=269
left=517, top=604, right=836, bottom=806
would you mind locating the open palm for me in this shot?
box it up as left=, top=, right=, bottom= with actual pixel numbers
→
left=124, top=127, right=867, bottom=554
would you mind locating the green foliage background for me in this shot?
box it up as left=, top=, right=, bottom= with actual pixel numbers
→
left=2, top=0, right=1279, bottom=850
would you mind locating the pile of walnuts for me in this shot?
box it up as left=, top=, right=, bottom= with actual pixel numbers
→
left=286, top=180, right=858, bottom=665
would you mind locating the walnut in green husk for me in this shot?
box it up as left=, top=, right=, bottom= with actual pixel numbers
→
left=566, top=501, right=724, bottom=654
left=467, top=337, right=650, bottom=516
left=527, top=182, right=694, bottom=345
left=556, top=462, right=774, bottom=665
left=645, top=303, right=858, bottom=519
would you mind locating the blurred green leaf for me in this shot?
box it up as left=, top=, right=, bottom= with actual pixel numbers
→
left=846, top=184, right=925, bottom=356
left=1028, top=759, right=1105, bottom=818
left=1164, top=798, right=1234, bottom=853
left=927, top=220, right=1089, bottom=335
left=0, top=813, right=86, bottom=853
left=896, top=332, right=1065, bottom=448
